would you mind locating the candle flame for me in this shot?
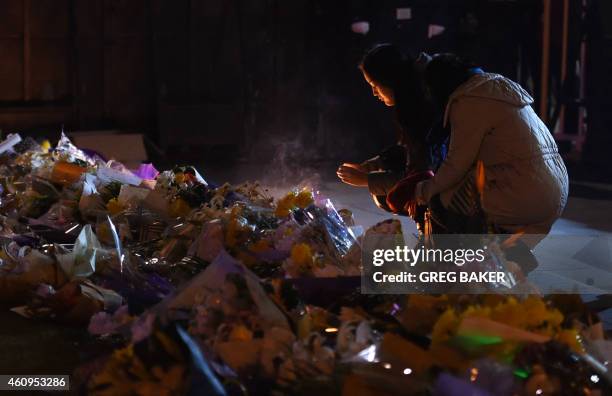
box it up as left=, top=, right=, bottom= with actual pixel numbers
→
left=476, top=161, right=486, bottom=198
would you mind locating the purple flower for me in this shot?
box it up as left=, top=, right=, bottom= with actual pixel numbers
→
left=131, top=313, right=156, bottom=343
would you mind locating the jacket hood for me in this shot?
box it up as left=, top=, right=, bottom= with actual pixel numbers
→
left=443, top=73, right=534, bottom=126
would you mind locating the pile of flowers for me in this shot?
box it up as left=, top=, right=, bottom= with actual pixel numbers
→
left=0, top=133, right=609, bottom=395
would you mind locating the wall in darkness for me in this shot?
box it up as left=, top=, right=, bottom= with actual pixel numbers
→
left=0, top=0, right=595, bottom=166
left=582, top=0, right=612, bottom=178
left=0, top=1, right=245, bottom=141
left=0, top=0, right=399, bottom=162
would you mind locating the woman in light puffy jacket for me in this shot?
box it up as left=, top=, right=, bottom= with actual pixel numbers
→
left=409, top=54, right=569, bottom=239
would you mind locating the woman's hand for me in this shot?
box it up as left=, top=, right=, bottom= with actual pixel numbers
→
left=337, top=163, right=368, bottom=187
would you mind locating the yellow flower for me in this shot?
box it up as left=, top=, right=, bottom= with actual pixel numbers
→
left=555, top=329, right=584, bottom=353
left=291, top=243, right=313, bottom=272
left=41, top=140, right=51, bottom=153
left=489, top=296, right=563, bottom=335
left=275, top=191, right=297, bottom=217
left=294, top=189, right=314, bottom=208
left=106, top=198, right=124, bottom=215
left=174, top=172, right=185, bottom=184
left=524, top=297, right=563, bottom=331
left=462, top=305, right=492, bottom=320
left=431, top=309, right=460, bottom=346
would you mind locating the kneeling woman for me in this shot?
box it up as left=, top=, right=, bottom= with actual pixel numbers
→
left=337, top=44, right=448, bottom=228
left=407, top=54, right=569, bottom=239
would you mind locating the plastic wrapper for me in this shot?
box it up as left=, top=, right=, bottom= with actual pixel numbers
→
left=279, top=199, right=363, bottom=278
left=171, top=252, right=297, bottom=376
left=133, top=163, right=159, bottom=180
left=142, top=188, right=171, bottom=218
left=154, top=221, right=199, bottom=264
left=187, top=220, right=225, bottom=262
left=336, top=320, right=375, bottom=359
left=176, top=325, right=228, bottom=396
left=15, top=175, right=61, bottom=218
left=122, top=205, right=166, bottom=248
left=13, top=279, right=123, bottom=325
left=104, top=215, right=126, bottom=272
left=54, top=132, right=95, bottom=165
left=57, top=224, right=102, bottom=278
left=294, top=199, right=356, bottom=258
left=29, top=199, right=78, bottom=229
left=337, top=208, right=355, bottom=227
left=92, top=213, right=174, bottom=313
left=94, top=265, right=174, bottom=315
left=117, top=184, right=150, bottom=207
left=0, top=244, right=67, bottom=302
left=0, top=133, right=22, bottom=154
left=97, top=166, right=142, bottom=187
left=165, top=249, right=289, bottom=329
left=79, top=174, right=105, bottom=218
left=79, top=279, right=124, bottom=311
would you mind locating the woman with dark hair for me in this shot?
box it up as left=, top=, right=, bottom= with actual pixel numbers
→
left=336, top=44, right=447, bottom=222
left=358, top=44, right=435, bottom=164
left=339, top=44, right=568, bottom=246
left=392, top=53, right=569, bottom=242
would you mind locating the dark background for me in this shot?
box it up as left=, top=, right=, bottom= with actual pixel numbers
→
left=0, top=0, right=610, bottom=180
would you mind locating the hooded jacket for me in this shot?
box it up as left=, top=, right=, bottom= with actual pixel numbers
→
left=419, top=73, right=569, bottom=235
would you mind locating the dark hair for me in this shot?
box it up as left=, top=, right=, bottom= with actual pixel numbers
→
left=425, top=54, right=478, bottom=109
left=359, top=44, right=435, bottom=169
left=359, top=44, right=411, bottom=90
